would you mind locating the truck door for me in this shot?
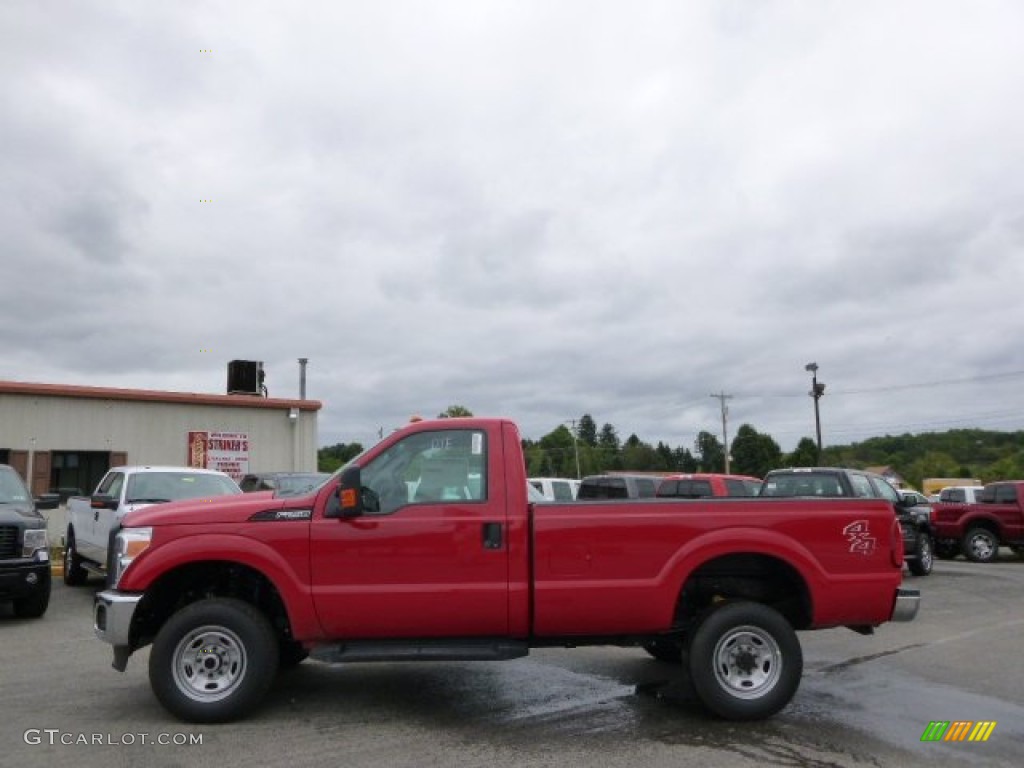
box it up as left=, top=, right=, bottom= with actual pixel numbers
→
left=81, top=471, right=123, bottom=562
left=310, top=427, right=510, bottom=638
left=993, top=484, right=1023, bottom=540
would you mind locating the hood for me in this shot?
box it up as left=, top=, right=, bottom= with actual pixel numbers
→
left=0, top=503, right=44, bottom=525
left=121, top=491, right=289, bottom=528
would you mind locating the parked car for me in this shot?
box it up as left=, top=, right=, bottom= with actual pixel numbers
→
left=239, top=472, right=331, bottom=496
left=938, top=485, right=986, bottom=504
left=932, top=481, right=1024, bottom=562
left=577, top=473, right=662, bottom=499
left=656, top=473, right=762, bottom=499
left=0, top=464, right=59, bottom=618
left=528, top=477, right=580, bottom=501
left=759, top=467, right=934, bottom=576
left=65, top=466, right=242, bottom=585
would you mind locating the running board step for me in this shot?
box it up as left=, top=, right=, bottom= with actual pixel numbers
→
left=310, top=639, right=529, bottom=663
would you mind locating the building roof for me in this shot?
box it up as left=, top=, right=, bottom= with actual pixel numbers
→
left=0, top=379, right=322, bottom=411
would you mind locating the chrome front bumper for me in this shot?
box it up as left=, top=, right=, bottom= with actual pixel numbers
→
left=94, top=589, right=141, bottom=647
left=892, top=587, right=921, bottom=622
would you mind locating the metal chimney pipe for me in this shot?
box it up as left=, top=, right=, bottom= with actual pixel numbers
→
left=298, top=358, right=308, bottom=400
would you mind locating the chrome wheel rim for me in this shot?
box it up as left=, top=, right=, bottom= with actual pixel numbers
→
left=712, top=625, right=782, bottom=699
left=970, top=533, right=995, bottom=560
left=171, top=625, right=248, bottom=702
left=920, top=537, right=933, bottom=570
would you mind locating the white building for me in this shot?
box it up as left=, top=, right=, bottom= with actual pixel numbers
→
left=0, top=378, right=321, bottom=496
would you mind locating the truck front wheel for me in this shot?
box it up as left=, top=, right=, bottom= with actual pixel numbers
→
left=149, top=598, right=279, bottom=723
left=908, top=534, right=934, bottom=576
left=688, top=602, right=802, bottom=720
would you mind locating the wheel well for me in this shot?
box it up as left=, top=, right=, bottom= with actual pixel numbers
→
left=129, top=561, right=292, bottom=650
left=965, top=519, right=1001, bottom=537
left=676, top=553, right=812, bottom=630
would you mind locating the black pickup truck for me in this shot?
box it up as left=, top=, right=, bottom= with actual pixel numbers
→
left=0, top=464, right=60, bottom=618
left=759, top=467, right=934, bottom=576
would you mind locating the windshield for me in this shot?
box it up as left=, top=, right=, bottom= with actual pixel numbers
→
left=0, top=467, right=31, bottom=504
left=275, top=474, right=331, bottom=496
left=760, top=473, right=846, bottom=497
left=125, top=472, right=242, bottom=503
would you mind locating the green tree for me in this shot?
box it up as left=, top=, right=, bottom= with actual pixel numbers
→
left=673, top=446, right=699, bottom=472
left=787, top=438, right=819, bottom=468
left=539, top=425, right=579, bottom=477
left=597, top=423, right=622, bottom=470
left=438, top=405, right=473, bottom=418
left=695, top=431, right=725, bottom=473
left=730, top=424, right=783, bottom=477
left=318, top=442, right=364, bottom=472
left=577, top=414, right=598, bottom=447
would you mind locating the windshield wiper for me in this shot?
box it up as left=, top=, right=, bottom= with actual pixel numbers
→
left=126, top=498, right=171, bottom=504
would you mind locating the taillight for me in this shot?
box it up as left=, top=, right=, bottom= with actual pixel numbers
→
left=891, top=518, right=904, bottom=567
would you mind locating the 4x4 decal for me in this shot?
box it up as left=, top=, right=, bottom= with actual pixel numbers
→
left=843, top=520, right=877, bottom=555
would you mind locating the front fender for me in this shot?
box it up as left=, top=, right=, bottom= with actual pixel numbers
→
left=118, top=531, right=323, bottom=640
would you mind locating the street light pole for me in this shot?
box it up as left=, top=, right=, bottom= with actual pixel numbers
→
left=805, top=362, right=825, bottom=464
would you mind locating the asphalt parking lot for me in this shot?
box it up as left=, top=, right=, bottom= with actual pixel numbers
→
left=3, top=555, right=1023, bottom=768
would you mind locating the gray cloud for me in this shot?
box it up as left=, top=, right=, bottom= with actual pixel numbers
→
left=3, top=0, right=1024, bottom=452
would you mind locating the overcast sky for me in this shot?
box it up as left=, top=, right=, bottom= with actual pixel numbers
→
left=3, top=0, right=1024, bottom=453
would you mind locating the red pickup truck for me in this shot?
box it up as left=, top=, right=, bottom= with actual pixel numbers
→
left=932, top=480, right=1024, bottom=562
left=94, top=417, right=919, bottom=724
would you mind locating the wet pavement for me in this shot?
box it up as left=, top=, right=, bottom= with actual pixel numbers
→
left=3, top=553, right=1022, bottom=768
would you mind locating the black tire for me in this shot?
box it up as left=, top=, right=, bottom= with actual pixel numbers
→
left=643, top=636, right=686, bottom=663
left=63, top=529, right=88, bottom=586
left=962, top=527, right=1000, bottom=564
left=278, top=639, right=309, bottom=669
left=908, top=534, right=934, bottom=576
left=13, top=586, right=50, bottom=619
left=934, top=541, right=959, bottom=560
left=688, top=602, right=802, bottom=721
left=149, top=598, right=279, bottom=723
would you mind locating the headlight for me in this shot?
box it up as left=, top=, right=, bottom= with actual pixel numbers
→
left=112, top=527, right=153, bottom=587
left=22, top=528, right=49, bottom=560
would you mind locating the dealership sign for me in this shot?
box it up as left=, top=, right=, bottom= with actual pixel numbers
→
left=187, top=431, right=249, bottom=481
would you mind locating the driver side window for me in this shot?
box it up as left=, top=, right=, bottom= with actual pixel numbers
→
left=360, top=429, right=488, bottom=515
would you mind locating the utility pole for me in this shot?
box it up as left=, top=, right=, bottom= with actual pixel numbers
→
left=709, top=392, right=733, bottom=473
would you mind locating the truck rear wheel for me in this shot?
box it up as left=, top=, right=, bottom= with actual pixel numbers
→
left=63, top=529, right=87, bottom=586
left=688, top=602, right=802, bottom=720
left=149, top=598, right=278, bottom=723
left=962, top=527, right=999, bottom=563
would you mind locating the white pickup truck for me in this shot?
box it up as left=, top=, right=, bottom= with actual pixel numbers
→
left=63, top=466, right=242, bottom=585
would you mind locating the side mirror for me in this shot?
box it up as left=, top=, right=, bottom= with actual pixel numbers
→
left=90, top=494, right=119, bottom=510
left=35, top=493, right=60, bottom=511
left=335, top=465, right=364, bottom=518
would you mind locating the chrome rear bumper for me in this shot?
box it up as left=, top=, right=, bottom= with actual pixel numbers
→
left=892, top=587, right=921, bottom=622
